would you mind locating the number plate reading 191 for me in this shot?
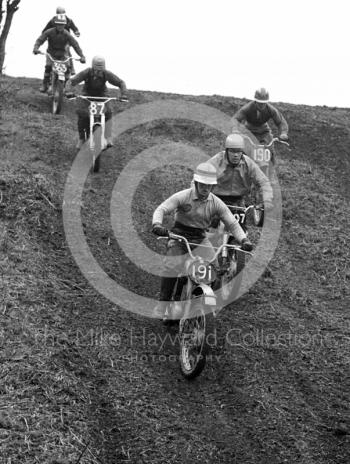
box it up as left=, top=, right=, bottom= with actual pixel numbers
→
left=189, top=262, right=216, bottom=285
left=253, top=147, right=271, bottom=163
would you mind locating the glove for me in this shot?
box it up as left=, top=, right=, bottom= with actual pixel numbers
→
left=75, top=31, right=81, bottom=37
left=152, top=223, right=169, bottom=237
left=33, top=49, right=39, bottom=55
left=80, top=56, right=86, bottom=64
left=119, top=96, right=129, bottom=102
left=241, top=238, right=253, bottom=252
left=279, top=133, right=289, bottom=142
left=264, top=201, right=274, bottom=212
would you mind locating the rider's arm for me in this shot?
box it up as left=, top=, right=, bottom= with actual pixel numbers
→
left=214, top=197, right=247, bottom=243
left=33, top=30, right=50, bottom=51
left=67, top=17, right=80, bottom=35
left=69, top=68, right=89, bottom=86
left=66, top=31, right=84, bottom=59
left=152, top=191, right=184, bottom=225
left=269, top=105, right=288, bottom=137
left=232, top=103, right=250, bottom=123
left=105, top=71, right=128, bottom=98
left=42, top=19, right=54, bottom=33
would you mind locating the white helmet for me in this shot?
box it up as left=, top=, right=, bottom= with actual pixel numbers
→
left=193, top=162, right=217, bottom=185
left=225, top=134, right=245, bottom=151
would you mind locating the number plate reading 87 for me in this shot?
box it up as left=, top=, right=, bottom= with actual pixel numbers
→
left=253, top=147, right=271, bottom=163
left=189, top=261, right=217, bottom=285
left=89, top=102, right=105, bottom=115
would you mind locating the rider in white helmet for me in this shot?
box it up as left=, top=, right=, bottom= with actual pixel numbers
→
left=208, top=133, right=273, bottom=211
left=151, top=162, right=252, bottom=319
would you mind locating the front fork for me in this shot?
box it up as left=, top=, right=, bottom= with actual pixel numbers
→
left=89, top=112, right=106, bottom=150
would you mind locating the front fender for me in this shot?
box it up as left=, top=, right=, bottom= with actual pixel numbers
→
left=193, top=283, right=216, bottom=306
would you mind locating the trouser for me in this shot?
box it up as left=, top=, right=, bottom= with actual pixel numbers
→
left=76, top=108, right=113, bottom=141
left=159, top=225, right=215, bottom=302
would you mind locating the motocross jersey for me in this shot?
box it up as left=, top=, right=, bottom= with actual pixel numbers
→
left=152, top=185, right=246, bottom=243
left=42, top=16, right=79, bottom=35
left=70, top=68, right=127, bottom=98
left=233, top=101, right=288, bottom=137
left=208, top=152, right=273, bottom=202
left=33, top=28, right=83, bottom=60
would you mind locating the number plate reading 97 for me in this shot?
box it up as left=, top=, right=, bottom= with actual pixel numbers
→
left=253, top=147, right=271, bottom=163
left=189, top=262, right=216, bottom=285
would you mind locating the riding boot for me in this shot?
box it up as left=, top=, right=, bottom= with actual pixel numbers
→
left=40, top=66, right=51, bottom=93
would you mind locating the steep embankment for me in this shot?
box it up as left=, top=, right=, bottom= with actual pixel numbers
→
left=0, top=75, right=349, bottom=463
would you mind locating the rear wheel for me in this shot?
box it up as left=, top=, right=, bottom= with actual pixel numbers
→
left=179, top=299, right=215, bottom=380
left=52, top=78, right=64, bottom=114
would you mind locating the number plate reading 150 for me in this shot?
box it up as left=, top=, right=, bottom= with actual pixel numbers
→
left=189, top=262, right=216, bottom=284
left=89, top=102, right=105, bottom=115
left=253, top=147, right=271, bottom=162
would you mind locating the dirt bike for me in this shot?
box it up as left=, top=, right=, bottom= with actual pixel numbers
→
left=247, top=136, right=290, bottom=226
left=159, top=233, right=251, bottom=379
left=211, top=204, right=255, bottom=302
left=38, top=52, right=79, bottom=114
left=69, top=95, right=128, bottom=172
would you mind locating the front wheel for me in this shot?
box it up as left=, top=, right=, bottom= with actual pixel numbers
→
left=178, top=299, right=215, bottom=380
left=52, top=78, right=64, bottom=114
left=91, top=127, right=102, bottom=173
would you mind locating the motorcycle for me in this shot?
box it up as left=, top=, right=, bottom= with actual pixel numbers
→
left=69, top=95, right=128, bottom=172
left=211, top=204, right=256, bottom=302
left=159, top=232, right=251, bottom=379
left=247, top=136, right=290, bottom=226
left=38, top=52, right=79, bottom=114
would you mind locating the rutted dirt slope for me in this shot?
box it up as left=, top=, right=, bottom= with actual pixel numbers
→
left=0, top=75, right=349, bottom=463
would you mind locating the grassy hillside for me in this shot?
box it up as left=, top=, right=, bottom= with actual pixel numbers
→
left=0, top=75, right=349, bottom=463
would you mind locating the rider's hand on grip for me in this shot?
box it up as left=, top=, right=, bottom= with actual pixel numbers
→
left=75, top=31, right=81, bottom=37
left=80, top=56, right=86, bottom=64
left=152, top=224, right=169, bottom=237
left=279, top=133, right=289, bottom=142
left=119, top=97, right=129, bottom=103
left=241, top=238, right=253, bottom=252
left=33, top=49, right=39, bottom=55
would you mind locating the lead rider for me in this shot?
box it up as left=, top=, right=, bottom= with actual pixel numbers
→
left=152, top=162, right=253, bottom=319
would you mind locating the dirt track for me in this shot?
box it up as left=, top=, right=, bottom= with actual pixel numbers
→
left=0, top=76, right=349, bottom=463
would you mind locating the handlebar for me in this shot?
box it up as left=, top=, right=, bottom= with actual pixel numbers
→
left=37, top=51, right=80, bottom=63
left=67, top=95, right=129, bottom=103
left=158, top=233, right=251, bottom=260
left=243, top=134, right=290, bottom=148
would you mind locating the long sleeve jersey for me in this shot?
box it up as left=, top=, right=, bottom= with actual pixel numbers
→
left=70, top=68, right=127, bottom=98
left=152, top=186, right=246, bottom=243
left=208, top=152, right=273, bottom=201
left=33, top=28, right=83, bottom=60
left=233, top=101, right=288, bottom=136
left=42, top=16, right=79, bottom=35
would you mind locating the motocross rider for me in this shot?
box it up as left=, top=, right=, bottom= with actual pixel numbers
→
left=152, top=162, right=253, bottom=319
left=42, top=6, right=81, bottom=75
left=33, top=14, right=86, bottom=93
left=208, top=133, right=273, bottom=211
left=65, top=55, right=128, bottom=150
left=232, top=88, right=289, bottom=162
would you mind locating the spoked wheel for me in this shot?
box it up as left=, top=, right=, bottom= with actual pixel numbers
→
left=216, top=248, right=246, bottom=302
left=179, top=303, right=214, bottom=380
left=52, top=79, right=64, bottom=114
left=250, top=184, right=265, bottom=227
